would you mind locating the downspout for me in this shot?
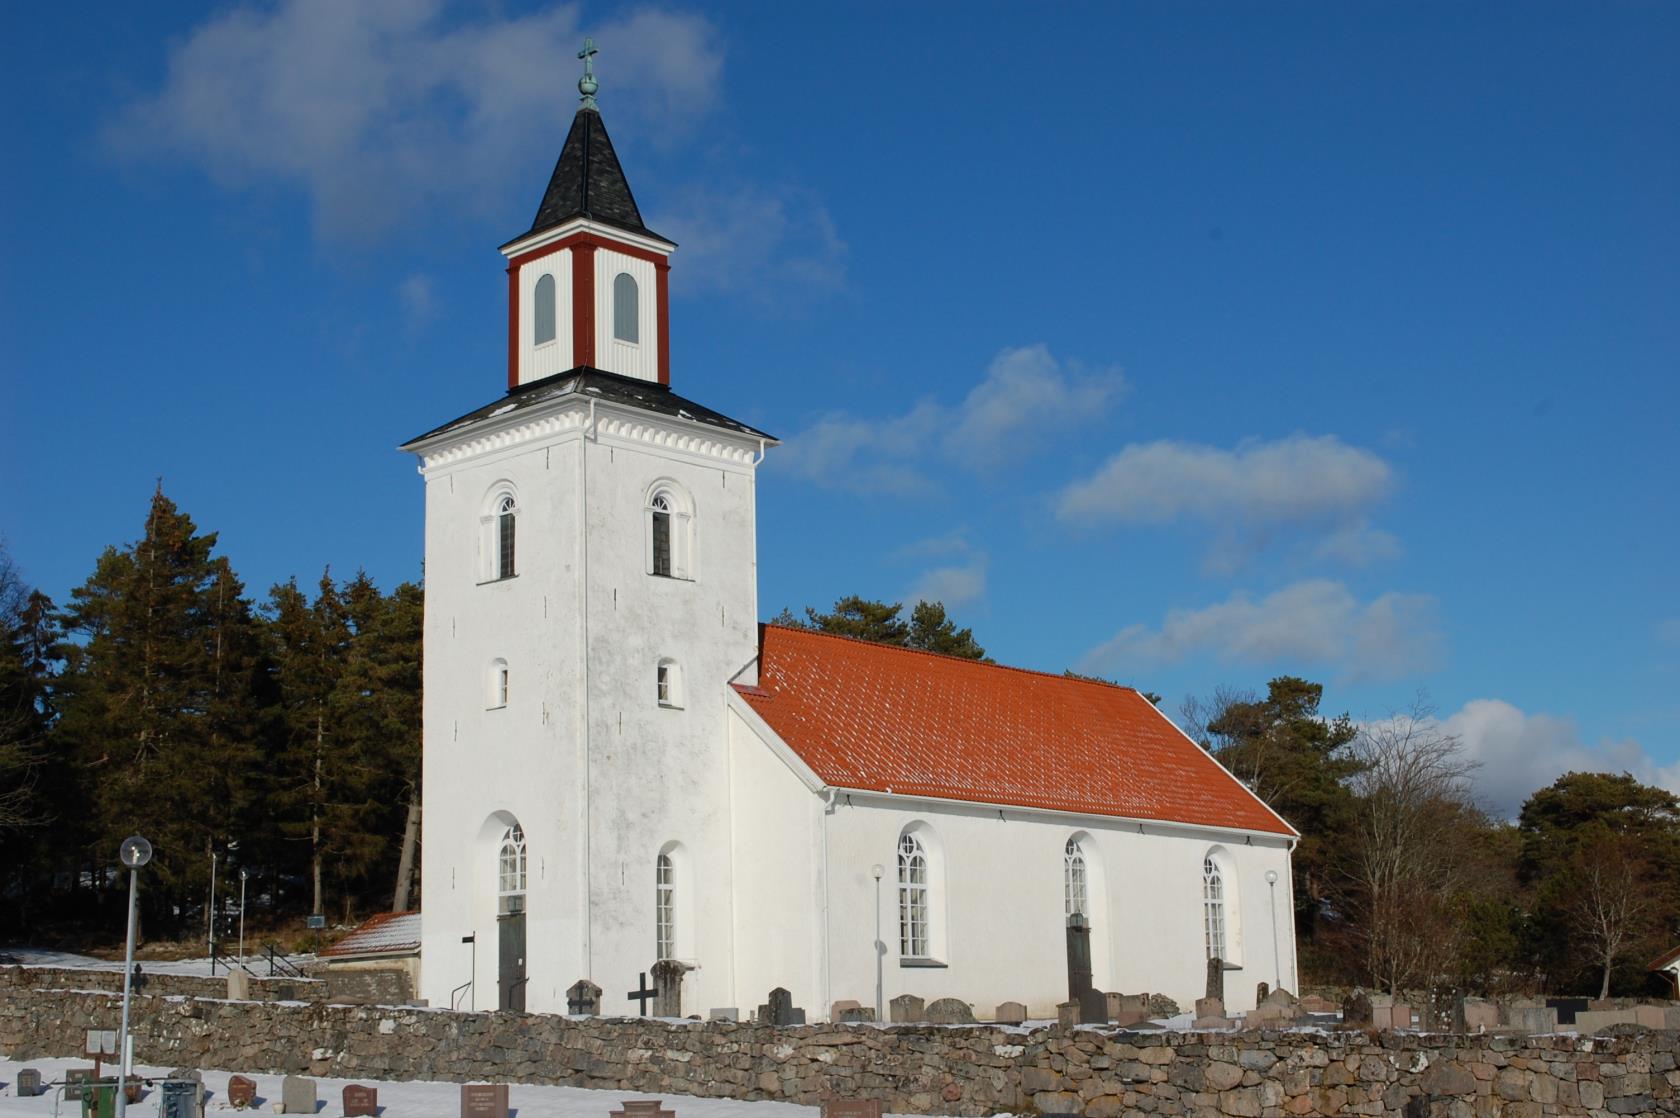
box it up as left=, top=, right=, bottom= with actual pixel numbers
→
left=580, top=398, right=596, bottom=979
left=1285, top=837, right=1299, bottom=993
left=820, top=786, right=837, bottom=1017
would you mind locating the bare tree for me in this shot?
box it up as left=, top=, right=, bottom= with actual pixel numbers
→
left=1566, top=828, right=1653, bottom=999
left=1178, top=685, right=1257, bottom=755
left=1344, top=698, right=1480, bottom=993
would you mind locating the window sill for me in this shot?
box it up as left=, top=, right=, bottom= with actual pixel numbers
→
left=899, top=957, right=947, bottom=969
left=657, top=702, right=684, bottom=711
left=476, top=575, right=518, bottom=586
left=648, top=572, right=693, bottom=583
left=487, top=704, right=506, bottom=712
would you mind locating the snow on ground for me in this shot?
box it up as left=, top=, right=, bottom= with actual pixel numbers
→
left=0, top=1058, right=843, bottom=1118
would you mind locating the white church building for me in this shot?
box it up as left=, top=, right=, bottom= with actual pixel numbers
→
left=402, top=59, right=1298, bottom=1022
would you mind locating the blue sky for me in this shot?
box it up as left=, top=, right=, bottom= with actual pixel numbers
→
left=2, top=2, right=1676, bottom=815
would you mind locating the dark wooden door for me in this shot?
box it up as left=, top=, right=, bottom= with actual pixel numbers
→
left=497, top=911, right=526, bottom=1011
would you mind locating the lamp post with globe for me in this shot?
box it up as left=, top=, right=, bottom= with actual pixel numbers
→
left=115, top=835, right=152, bottom=1118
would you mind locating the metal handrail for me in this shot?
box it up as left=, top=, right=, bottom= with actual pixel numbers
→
left=266, top=945, right=306, bottom=978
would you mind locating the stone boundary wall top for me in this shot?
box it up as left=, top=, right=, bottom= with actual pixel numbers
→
left=2, top=969, right=1677, bottom=1117
left=13, top=965, right=322, bottom=1002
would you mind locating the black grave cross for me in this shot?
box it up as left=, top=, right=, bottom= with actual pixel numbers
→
left=628, top=971, right=657, bottom=1015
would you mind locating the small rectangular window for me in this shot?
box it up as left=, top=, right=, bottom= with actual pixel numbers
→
left=657, top=664, right=671, bottom=705
left=497, top=667, right=509, bottom=707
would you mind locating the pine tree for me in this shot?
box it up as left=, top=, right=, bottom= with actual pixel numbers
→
left=905, top=601, right=988, bottom=660
left=53, top=486, right=269, bottom=931
left=0, top=544, right=56, bottom=831
left=805, top=596, right=910, bottom=644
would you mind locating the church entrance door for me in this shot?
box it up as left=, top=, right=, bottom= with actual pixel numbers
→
left=498, top=910, right=527, bottom=1011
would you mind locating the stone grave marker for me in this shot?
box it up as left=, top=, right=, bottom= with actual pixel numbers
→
left=65, top=1068, right=95, bottom=1102
left=343, top=1085, right=379, bottom=1118
left=652, top=959, right=692, bottom=1018
left=1056, top=1000, right=1079, bottom=1027
left=610, top=1102, right=674, bottom=1118
left=226, top=1075, right=258, bottom=1110
left=1546, top=997, right=1590, bottom=1025
left=15, top=1069, right=42, bottom=1097
left=1078, top=987, right=1107, bottom=1025
left=1455, top=997, right=1498, bottom=1033
left=1256, top=981, right=1269, bottom=1003
left=1505, top=1005, right=1559, bottom=1034
left=925, top=998, right=976, bottom=1025
left=1194, top=996, right=1223, bottom=1020
left=757, top=987, right=805, bottom=1026
left=821, top=1099, right=883, bottom=1118
left=830, top=999, right=862, bottom=1023
left=158, top=1079, right=202, bottom=1118
left=566, top=979, right=602, bottom=1015
left=888, top=994, right=924, bottom=1024
left=994, top=1001, right=1027, bottom=1025
left=1342, top=989, right=1373, bottom=1029
left=1204, top=956, right=1225, bottom=1003
left=281, top=1075, right=317, bottom=1114
left=1107, top=992, right=1148, bottom=1023
left=1299, top=994, right=1339, bottom=1014
left=227, top=970, right=251, bottom=1000
left=459, top=1083, right=509, bottom=1118
left=708, top=1007, right=739, bottom=1022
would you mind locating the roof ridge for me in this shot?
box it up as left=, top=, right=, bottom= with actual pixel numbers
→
left=762, top=622, right=1141, bottom=694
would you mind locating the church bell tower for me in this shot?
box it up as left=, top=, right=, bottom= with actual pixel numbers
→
left=403, top=41, right=774, bottom=1018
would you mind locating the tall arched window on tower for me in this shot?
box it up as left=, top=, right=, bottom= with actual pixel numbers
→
left=498, top=825, right=527, bottom=914
left=1064, top=836, right=1088, bottom=916
left=898, top=831, right=930, bottom=958
left=655, top=851, right=675, bottom=960
left=496, top=494, right=517, bottom=579
left=650, top=494, right=672, bottom=576
left=533, top=273, right=557, bottom=346
left=613, top=272, right=639, bottom=343
left=1202, top=855, right=1226, bottom=961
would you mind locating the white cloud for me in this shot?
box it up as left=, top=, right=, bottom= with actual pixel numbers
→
left=1435, top=699, right=1680, bottom=819
left=1057, top=434, right=1394, bottom=568
left=107, top=1, right=723, bottom=239
left=1082, top=579, right=1441, bottom=682
left=907, top=557, right=988, bottom=609
left=398, top=272, right=435, bottom=324
left=653, top=184, right=847, bottom=301
left=776, top=345, right=1123, bottom=494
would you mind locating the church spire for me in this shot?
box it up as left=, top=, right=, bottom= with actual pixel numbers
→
left=523, top=41, right=659, bottom=241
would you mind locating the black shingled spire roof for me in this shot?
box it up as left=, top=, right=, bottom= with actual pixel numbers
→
left=520, top=107, right=667, bottom=244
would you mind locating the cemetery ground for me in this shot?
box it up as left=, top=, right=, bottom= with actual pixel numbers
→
left=0, top=1057, right=834, bottom=1118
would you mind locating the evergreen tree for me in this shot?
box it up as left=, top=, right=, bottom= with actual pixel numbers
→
left=0, top=544, right=56, bottom=831
left=52, top=485, right=269, bottom=932
left=805, top=596, right=910, bottom=645
left=906, top=601, right=988, bottom=660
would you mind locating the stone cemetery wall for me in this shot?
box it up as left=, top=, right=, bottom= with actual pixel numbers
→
left=12, top=966, right=324, bottom=1002
left=3, top=968, right=1679, bottom=1117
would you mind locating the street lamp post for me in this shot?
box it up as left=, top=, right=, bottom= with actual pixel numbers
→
left=870, top=864, right=884, bottom=1022
left=238, top=869, right=249, bottom=963
left=1264, top=869, right=1281, bottom=991
left=116, top=835, right=152, bottom=1118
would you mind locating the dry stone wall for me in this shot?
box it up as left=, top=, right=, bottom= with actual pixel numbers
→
left=3, top=968, right=1678, bottom=1116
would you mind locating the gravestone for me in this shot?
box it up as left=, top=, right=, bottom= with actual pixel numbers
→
left=822, top=1100, right=883, bottom=1118
left=459, top=1084, right=509, bottom=1118
left=651, top=959, right=693, bottom=1018
left=1080, top=987, right=1108, bottom=1025
left=226, top=1075, right=258, bottom=1109
left=1057, top=1000, right=1079, bottom=1027
left=281, top=1076, right=317, bottom=1114
left=15, top=1069, right=41, bottom=1097
left=757, top=987, right=805, bottom=1026
left=610, top=1102, right=674, bottom=1118
left=830, top=999, right=862, bottom=1022
left=1195, top=996, right=1224, bottom=1020
left=1108, top=992, right=1149, bottom=1022
left=1546, top=997, right=1590, bottom=1026
left=1342, top=989, right=1373, bottom=1029
left=1504, top=1005, right=1558, bottom=1034
left=1204, top=957, right=1225, bottom=1003
left=65, top=1068, right=95, bottom=1102
left=158, top=1079, right=202, bottom=1118
left=342, top=1085, right=379, bottom=1118
left=1456, top=997, right=1498, bottom=1033
left=566, top=979, right=602, bottom=1015
left=994, top=1001, right=1027, bottom=1025
left=1256, top=981, right=1269, bottom=1003
left=889, top=994, right=924, bottom=1023
left=925, top=998, right=976, bottom=1025
left=708, top=1007, right=739, bottom=1022
left=227, top=971, right=251, bottom=1000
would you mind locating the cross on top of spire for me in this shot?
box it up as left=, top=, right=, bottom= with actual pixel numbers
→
left=578, top=37, right=599, bottom=110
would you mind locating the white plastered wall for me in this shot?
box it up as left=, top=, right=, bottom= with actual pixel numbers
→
left=594, top=248, right=658, bottom=382
left=519, top=248, right=574, bottom=384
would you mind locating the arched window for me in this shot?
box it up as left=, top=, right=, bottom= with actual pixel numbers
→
left=650, top=493, right=673, bottom=577
left=1203, top=855, right=1226, bottom=961
left=1064, top=836, right=1088, bottom=916
left=498, top=824, right=527, bottom=914
left=655, top=851, right=675, bottom=960
left=657, top=659, right=682, bottom=708
left=613, top=272, right=639, bottom=343
left=488, top=659, right=509, bottom=709
left=533, top=273, right=557, bottom=346
left=496, top=495, right=517, bottom=580
left=898, top=832, right=930, bottom=958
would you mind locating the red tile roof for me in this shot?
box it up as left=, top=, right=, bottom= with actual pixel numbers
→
left=319, top=911, right=421, bottom=958
left=735, top=625, right=1295, bottom=837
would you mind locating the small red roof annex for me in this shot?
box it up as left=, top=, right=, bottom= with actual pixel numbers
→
left=319, top=911, right=421, bottom=959
left=735, top=624, right=1295, bottom=837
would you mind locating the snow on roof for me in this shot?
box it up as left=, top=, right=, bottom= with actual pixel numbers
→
left=736, top=625, right=1296, bottom=837
left=319, top=912, right=421, bottom=959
